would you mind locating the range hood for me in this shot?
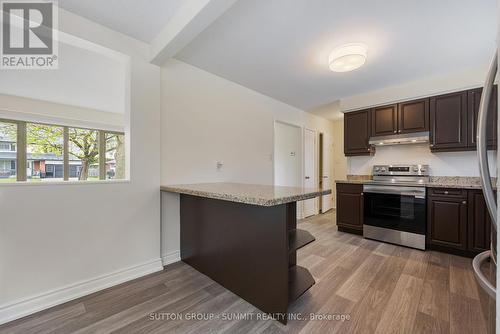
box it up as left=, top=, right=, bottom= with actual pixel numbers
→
left=369, top=131, right=429, bottom=146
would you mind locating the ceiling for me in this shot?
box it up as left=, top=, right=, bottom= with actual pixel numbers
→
left=59, top=0, right=184, bottom=42
left=175, top=0, right=497, bottom=111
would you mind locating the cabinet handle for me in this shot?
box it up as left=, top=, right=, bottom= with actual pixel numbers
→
left=361, top=193, right=364, bottom=196
left=393, top=130, right=397, bottom=133
left=462, top=201, right=467, bottom=205
left=430, top=144, right=434, bottom=147
left=444, top=191, right=449, bottom=194
left=398, top=130, right=401, bottom=133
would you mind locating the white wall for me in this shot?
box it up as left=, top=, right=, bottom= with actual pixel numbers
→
left=0, top=9, right=161, bottom=324
left=0, top=94, right=124, bottom=132
left=349, top=144, right=497, bottom=176
left=274, top=122, right=302, bottom=187
left=161, top=58, right=334, bottom=185
left=160, top=58, right=334, bottom=260
left=0, top=42, right=127, bottom=114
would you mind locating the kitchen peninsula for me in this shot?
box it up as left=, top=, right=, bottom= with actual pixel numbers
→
left=161, top=183, right=331, bottom=324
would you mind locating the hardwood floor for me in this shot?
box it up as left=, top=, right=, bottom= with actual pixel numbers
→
left=0, top=212, right=491, bottom=334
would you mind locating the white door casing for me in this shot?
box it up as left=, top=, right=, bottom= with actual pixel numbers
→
left=321, top=133, right=333, bottom=212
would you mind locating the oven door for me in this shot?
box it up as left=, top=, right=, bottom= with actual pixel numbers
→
left=363, top=185, right=426, bottom=235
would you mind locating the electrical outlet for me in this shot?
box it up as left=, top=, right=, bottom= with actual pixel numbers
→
left=216, top=161, right=223, bottom=171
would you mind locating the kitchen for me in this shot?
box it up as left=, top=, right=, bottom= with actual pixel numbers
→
left=336, top=82, right=498, bottom=332
left=0, top=1, right=498, bottom=334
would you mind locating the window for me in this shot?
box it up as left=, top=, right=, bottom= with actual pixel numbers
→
left=26, top=123, right=64, bottom=182
left=0, top=143, right=11, bottom=151
left=0, top=121, right=17, bottom=183
left=0, top=118, right=124, bottom=183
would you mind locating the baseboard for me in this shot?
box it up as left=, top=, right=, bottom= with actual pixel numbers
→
left=161, top=250, right=180, bottom=266
left=0, top=258, right=163, bottom=325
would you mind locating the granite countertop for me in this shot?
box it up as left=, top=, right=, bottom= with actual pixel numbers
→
left=335, top=176, right=497, bottom=190
left=161, top=182, right=332, bottom=206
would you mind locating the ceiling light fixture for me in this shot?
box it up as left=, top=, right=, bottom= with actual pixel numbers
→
left=329, top=43, right=367, bottom=72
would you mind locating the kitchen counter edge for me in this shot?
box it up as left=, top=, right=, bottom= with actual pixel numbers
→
left=161, top=184, right=332, bottom=207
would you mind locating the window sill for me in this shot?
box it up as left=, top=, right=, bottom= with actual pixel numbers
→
left=0, top=179, right=130, bottom=187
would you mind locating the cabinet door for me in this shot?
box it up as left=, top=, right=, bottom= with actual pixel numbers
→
left=336, top=185, right=363, bottom=231
left=430, top=91, right=468, bottom=151
left=344, top=109, right=372, bottom=156
left=398, top=98, right=429, bottom=134
left=467, top=86, right=497, bottom=150
left=468, top=190, right=492, bottom=253
left=427, top=197, right=467, bottom=250
left=371, top=104, right=398, bottom=137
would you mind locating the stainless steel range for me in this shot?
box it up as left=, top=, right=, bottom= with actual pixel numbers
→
left=363, top=164, right=430, bottom=250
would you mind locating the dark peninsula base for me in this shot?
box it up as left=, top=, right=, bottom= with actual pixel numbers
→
left=180, top=194, right=315, bottom=324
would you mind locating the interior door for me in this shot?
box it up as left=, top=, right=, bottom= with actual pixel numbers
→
left=303, top=129, right=317, bottom=218
left=321, top=133, right=333, bottom=212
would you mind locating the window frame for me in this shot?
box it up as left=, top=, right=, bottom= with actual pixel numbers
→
left=0, top=118, right=125, bottom=183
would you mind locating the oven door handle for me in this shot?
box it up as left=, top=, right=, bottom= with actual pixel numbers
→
left=364, top=190, right=425, bottom=198
left=363, top=185, right=426, bottom=198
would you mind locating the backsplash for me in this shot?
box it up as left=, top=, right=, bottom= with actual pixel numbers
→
left=348, top=143, right=498, bottom=176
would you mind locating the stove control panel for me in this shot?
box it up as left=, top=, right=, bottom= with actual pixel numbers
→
left=372, top=164, right=429, bottom=176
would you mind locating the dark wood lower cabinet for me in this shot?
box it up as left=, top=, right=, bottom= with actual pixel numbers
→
left=336, top=183, right=363, bottom=234
left=335, top=183, right=492, bottom=256
left=467, top=190, right=493, bottom=253
left=427, top=194, right=468, bottom=251
left=427, top=188, right=492, bottom=256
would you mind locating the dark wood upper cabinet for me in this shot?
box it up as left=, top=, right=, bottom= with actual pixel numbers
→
left=429, top=91, right=468, bottom=152
left=371, top=104, right=398, bottom=137
left=467, top=86, right=497, bottom=150
left=427, top=193, right=468, bottom=251
left=344, top=87, right=496, bottom=156
left=336, top=183, right=363, bottom=233
left=468, top=190, right=492, bottom=253
left=398, top=98, right=429, bottom=134
left=344, top=109, right=373, bottom=156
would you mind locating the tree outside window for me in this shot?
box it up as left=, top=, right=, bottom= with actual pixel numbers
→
left=105, top=133, right=125, bottom=180
left=68, top=128, right=99, bottom=180
left=26, top=123, right=63, bottom=181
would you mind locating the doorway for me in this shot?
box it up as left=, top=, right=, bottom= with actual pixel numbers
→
left=319, top=133, right=333, bottom=213
left=303, top=128, right=317, bottom=217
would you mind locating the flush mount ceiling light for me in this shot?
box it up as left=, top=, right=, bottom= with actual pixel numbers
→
left=329, top=43, right=367, bottom=72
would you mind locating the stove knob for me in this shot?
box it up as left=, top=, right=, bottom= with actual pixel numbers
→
left=380, top=168, right=387, bottom=173
left=374, top=167, right=380, bottom=172
left=420, top=167, right=427, bottom=173
left=413, top=166, right=419, bottom=172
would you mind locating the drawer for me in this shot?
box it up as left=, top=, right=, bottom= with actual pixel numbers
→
left=336, top=183, right=363, bottom=194
left=427, top=188, right=467, bottom=199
